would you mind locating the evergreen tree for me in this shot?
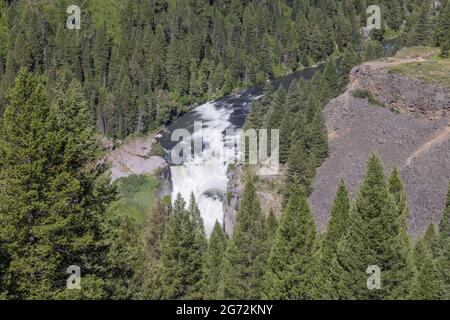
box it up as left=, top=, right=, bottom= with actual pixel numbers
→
left=284, top=138, right=315, bottom=200
left=340, top=44, right=359, bottom=86
left=0, top=70, right=116, bottom=299
left=333, top=154, right=413, bottom=299
left=435, top=0, right=450, bottom=49
left=387, top=167, right=414, bottom=299
left=306, top=107, right=329, bottom=167
left=411, top=224, right=441, bottom=300
left=263, top=185, right=317, bottom=299
left=264, top=87, right=286, bottom=131
left=217, top=178, right=268, bottom=299
left=278, top=110, right=295, bottom=164
left=160, top=193, right=206, bottom=300
left=436, top=182, right=450, bottom=299
left=203, top=222, right=228, bottom=300
left=321, top=57, right=340, bottom=99
left=312, top=180, right=350, bottom=299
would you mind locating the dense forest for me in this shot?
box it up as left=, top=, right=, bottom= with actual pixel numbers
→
left=0, top=0, right=450, bottom=300
left=0, top=0, right=448, bottom=139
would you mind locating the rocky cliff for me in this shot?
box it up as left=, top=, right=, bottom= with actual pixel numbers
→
left=349, top=62, right=449, bottom=119
left=310, top=55, right=450, bottom=238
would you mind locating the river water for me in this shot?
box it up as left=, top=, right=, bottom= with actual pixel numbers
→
left=158, top=39, right=398, bottom=235
left=158, top=64, right=324, bottom=235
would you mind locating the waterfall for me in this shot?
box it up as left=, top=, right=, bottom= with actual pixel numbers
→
left=170, top=101, right=238, bottom=235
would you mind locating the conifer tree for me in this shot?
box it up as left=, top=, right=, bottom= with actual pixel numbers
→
left=333, top=154, right=413, bottom=299
left=264, top=87, right=286, bottom=131
left=436, top=182, right=450, bottom=299
left=411, top=224, right=441, bottom=300
left=312, top=180, right=350, bottom=299
left=387, top=167, right=414, bottom=299
left=217, top=178, right=268, bottom=299
left=160, top=193, right=206, bottom=300
left=203, top=222, right=228, bottom=300
left=435, top=0, right=450, bottom=49
left=278, top=110, right=295, bottom=164
left=0, top=70, right=116, bottom=299
left=284, top=138, right=315, bottom=200
left=306, top=107, right=329, bottom=167
left=340, top=44, right=359, bottom=86
left=321, top=57, right=340, bottom=99
left=187, top=193, right=208, bottom=299
left=263, top=185, right=317, bottom=299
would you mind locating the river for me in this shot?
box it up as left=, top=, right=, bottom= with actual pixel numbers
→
left=158, top=39, right=398, bottom=235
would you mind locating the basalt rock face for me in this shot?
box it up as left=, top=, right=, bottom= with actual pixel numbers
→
left=222, top=165, right=284, bottom=236
left=349, top=64, right=450, bottom=119
left=223, top=168, right=242, bottom=236
left=310, top=65, right=450, bottom=239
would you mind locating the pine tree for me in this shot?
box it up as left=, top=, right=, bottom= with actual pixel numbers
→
left=160, top=193, right=206, bottom=300
left=436, top=182, right=450, bottom=299
left=409, top=0, right=432, bottom=46
left=187, top=193, right=207, bottom=299
left=278, top=110, right=295, bottom=164
left=333, top=154, right=413, bottom=299
left=411, top=224, right=441, bottom=300
left=321, top=57, right=340, bottom=99
left=435, top=0, right=450, bottom=49
left=0, top=70, right=116, bottom=299
left=217, top=178, right=268, bottom=299
left=262, top=185, right=317, bottom=299
left=387, top=167, right=414, bottom=299
left=306, top=107, right=329, bottom=167
left=388, top=0, right=402, bottom=30
left=312, top=180, right=350, bottom=299
left=264, top=87, right=286, bottom=131
left=203, top=222, right=228, bottom=299
left=284, top=138, right=315, bottom=200
left=340, top=44, right=359, bottom=86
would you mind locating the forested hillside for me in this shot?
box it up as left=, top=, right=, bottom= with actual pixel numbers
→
left=0, top=0, right=449, bottom=301
left=0, top=0, right=448, bottom=139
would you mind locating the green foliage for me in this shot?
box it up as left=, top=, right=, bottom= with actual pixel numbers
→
left=333, top=154, right=414, bottom=299
left=435, top=182, right=450, bottom=299
left=352, top=89, right=388, bottom=109
left=312, top=180, right=350, bottom=299
left=0, top=69, right=120, bottom=299
left=160, top=193, right=206, bottom=299
left=411, top=224, right=441, bottom=300
left=217, top=179, right=268, bottom=299
left=263, top=185, right=317, bottom=299
left=203, top=222, right=228, bottom=300
left=109, top=175, right=159, bottom=224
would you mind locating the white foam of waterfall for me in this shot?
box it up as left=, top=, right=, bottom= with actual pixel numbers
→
left=170, top=101, right=238, bottom=235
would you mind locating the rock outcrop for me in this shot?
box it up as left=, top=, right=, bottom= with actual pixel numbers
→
left=348, top=62, right=449, bottom=120
left=310, top=59, right=450, bottom=239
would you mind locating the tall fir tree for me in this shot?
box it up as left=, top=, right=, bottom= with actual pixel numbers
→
left=263, top=185, right=317, bottom=299
left=333, top=154, right=414, bottom=299
left=436, top=182, right=450, bottom=299
left=203, top=221, right=228, bottom=300
left=411, top=224, right=441, bottom=300
left=312, top=180, right=350, bottom=299
left=160, top=193, right=206, bottom=299
left=0, top=70, right=116, bottom=299
left=217, top=178, right=268, bottom=299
